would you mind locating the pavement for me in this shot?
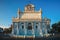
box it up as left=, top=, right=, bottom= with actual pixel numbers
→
left=0, top=33, right=60, bottom=40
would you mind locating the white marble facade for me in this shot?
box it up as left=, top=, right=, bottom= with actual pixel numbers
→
left=12, top=4, right=50, bottom=37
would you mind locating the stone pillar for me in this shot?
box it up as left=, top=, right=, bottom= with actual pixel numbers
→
left=12, top=23, right=14, bottom=35
left=39, top=22, right=43, bottom=36
left=45, top=22, right=48, bottom=34
left=17, top=22, right=19, bottom=35
left=38, top=23, right=40, bottom=36
left=24, top=22, right=26, bottom=38
left=12, top=27, right=14, bottom=35
left=32, top=22, right=35, bottom=37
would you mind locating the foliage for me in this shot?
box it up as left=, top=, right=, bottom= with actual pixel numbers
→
left=51, top=21, right=60, bottom=33
left=3, top=25, right=13, bottom=34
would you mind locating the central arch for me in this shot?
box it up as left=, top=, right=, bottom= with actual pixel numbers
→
left=27, top=22, right=32, bottom=30
left=27, top=22, right=33, bottom=36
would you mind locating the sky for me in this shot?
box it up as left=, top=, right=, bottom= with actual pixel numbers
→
left=0, top=0, right=60, bottom=28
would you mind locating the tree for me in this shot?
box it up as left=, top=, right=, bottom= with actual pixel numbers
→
left=3, top=24, right=13, bottom=34
left=51, top=21, right=60, bottom=33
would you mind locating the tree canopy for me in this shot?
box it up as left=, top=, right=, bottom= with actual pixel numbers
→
left=51, top=21, right=60, bottom=33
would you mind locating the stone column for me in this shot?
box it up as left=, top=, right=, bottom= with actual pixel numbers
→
left=39, top=22, right=43, bottom=37
left=32, top=22, right=35, bottom=37
left=24, top=22, right=26, bottom=38
left=12, top=23, right=15, bottom=35
left=38, top=22, right=40, bottom=36
left=17, top=22, right=19, bottom=35
left=45, top=22, right=48, bottom=34
left=12, top=23, right=14, bottom=35
left=12, top=26, right=14, bottom=35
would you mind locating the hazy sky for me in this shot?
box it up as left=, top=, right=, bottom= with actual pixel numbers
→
left=0, top=0, right=60, bottom=28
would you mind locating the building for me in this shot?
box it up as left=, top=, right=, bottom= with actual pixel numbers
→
left=12, top=4, right=50, bottom=37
